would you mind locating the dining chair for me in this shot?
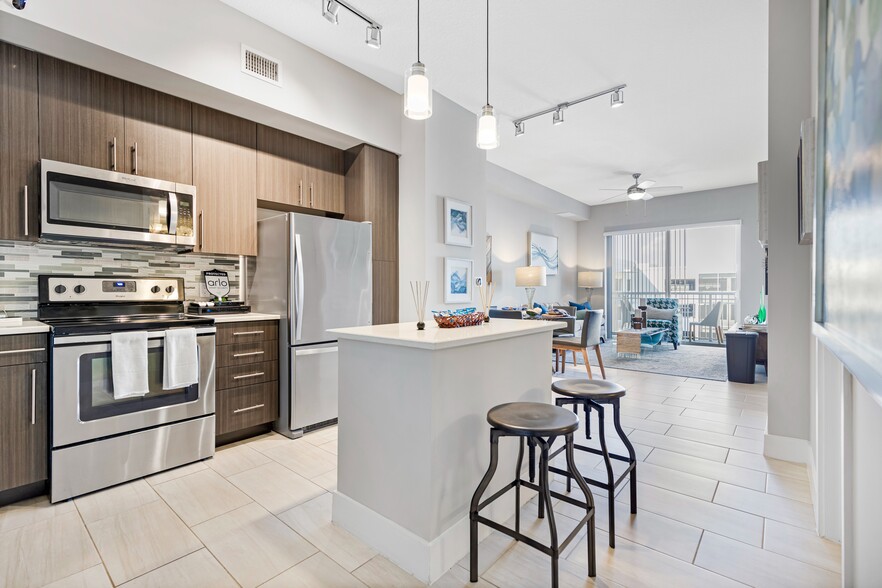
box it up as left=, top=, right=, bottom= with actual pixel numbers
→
left=553, top=310, right=606, bottom=379
left=488, top=308, right=524, bottom=319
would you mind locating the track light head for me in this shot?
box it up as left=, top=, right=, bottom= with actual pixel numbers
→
left=610, top=88, right=624, bottom=108
left=514, top=121, right=525, bottom=136
left=552, top=106, right=565, bottom=126
left=366, top=24, right=382, bottom=48
left=323, top=0, right=341, bottom=24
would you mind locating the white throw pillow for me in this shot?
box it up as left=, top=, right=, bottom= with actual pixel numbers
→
left=645, top=306, right=675, bottom=321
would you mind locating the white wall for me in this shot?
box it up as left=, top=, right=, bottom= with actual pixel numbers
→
left=765, top=0, right=814, bottom=450
left=0, top=0, right=401, bottom=152
left=576, top=184, right=764, bottom=321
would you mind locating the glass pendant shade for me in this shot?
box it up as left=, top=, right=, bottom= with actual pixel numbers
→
left=404, top=62, right=432, bottom=120
left=476, top=104, right=499, bottom=150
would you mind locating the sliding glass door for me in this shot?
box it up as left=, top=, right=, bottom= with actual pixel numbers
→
left=605, top=224, right=739, bottom=343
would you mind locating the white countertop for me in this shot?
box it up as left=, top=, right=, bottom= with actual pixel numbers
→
left=186, top=312, right=280, bottom=324
left=330, top=318, right=560, bottom=350
left=0, top=319, right=51, bottom=335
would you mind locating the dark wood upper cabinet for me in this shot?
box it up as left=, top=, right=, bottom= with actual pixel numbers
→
left=0, top=360, right=48, bottom=493
left=345, top=144, right=399, bottom=262
left=0, top=42, right=39, bottom=241
left=124, top=83, right=192, bottom=184
left=38, top=55, right=126, bottom=171
left=257, top=124, right=344, bottom=214
left=192, top=104, right=257, bottom=256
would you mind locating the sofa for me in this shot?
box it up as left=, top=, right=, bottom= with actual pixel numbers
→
left=643, top=297, right=681, bottom=350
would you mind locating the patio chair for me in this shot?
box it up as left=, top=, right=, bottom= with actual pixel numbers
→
left=689, top=301, right=724, bottom=344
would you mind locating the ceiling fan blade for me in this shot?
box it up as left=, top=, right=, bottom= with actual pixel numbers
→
left=648, top=185, right=684, bottom=191
left=601, top=192, right=627, bottom=202
left=599, top=188, right=625, bottom=191
left=643, top=192, right=655, bottom=200
left=637, top=179, right=656, bottom=189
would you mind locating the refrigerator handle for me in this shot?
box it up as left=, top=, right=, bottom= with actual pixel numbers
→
left=294, top=233, right=304, bottom=342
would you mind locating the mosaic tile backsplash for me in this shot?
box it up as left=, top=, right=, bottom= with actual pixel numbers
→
left=0, top=240, right=240, bottom=317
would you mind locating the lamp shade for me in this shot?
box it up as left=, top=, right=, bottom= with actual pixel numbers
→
left=578, top=271, right=603, bottom=289
left=515, top=266, right=547, bottom=287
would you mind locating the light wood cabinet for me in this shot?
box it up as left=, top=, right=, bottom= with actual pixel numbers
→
left=345, top=144, right=400, bottom=324
left=123, top=83, right=192, bottom=184
left=0, top=42, right=39, bottom=241
left=192, top=105, right=257, bottom=256
left=38, top=54, right=126, bottom=171
left=0, top=335, right=48, bottom=493
left=257, top=124, right=344, bottom=214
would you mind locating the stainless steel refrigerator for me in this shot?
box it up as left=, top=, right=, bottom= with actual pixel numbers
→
left=249, top=212, right=372, bottom=438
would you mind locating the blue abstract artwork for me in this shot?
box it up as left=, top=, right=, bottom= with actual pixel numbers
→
left=529, top=232, right=559, bottom=275
left=444, top=257, right=473, bottom=303
left=450, top=209, right=468, bottom=236
left=444, top=198, right=473, bottom=246
left=450, top=270, right=467, bottom=294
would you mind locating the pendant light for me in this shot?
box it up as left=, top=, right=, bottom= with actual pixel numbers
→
left=476, top=0, right=499, bottom=149
left=404, top=0, right=432, bottom=119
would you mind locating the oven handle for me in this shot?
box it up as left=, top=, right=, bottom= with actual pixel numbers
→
left=52, top=327, right=216, bottom=346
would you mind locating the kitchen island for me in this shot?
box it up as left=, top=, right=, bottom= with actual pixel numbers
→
left=329, top=319, right=559, bottom=584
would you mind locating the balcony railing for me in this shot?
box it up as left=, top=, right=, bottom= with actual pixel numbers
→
left=611, top=290, right=738, bottom=345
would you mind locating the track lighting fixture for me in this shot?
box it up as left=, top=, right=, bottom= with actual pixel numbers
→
left=365, top=24, right=382, bottom=48
left=404, top=0, right=432, bottom=119
left=610, top=88, right=624, bottom=108
left=511, top=83, right=626, bottom=137
left=514, top=121, right=525, bottom=136
left=321, top=0, right=382, bottom=49
left=476, top=0, right=499, bottom=150
left=322, top=0, right=340, bottom=24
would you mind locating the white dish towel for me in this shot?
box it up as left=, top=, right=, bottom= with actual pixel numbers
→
left=111, top=331, right=150, bottom=399
left=163, top=328, right=199, bottom=390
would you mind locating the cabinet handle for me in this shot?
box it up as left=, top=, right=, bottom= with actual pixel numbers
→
left=233, top=350, right=265, bottom=358
left=30, top=368, right=36, bottom=426
left=0, top=348, right=44, bottom=356
left=23, top=185, right=28, bottom=237
left=233, top=371, right=265, bottom=380
left=310, top=183, right=315, bottom=208
left=199, top=210, right=204, bottom=249
left=132, top=142, right=139, bottom=175
left=233, top=330, right=264, bottom=336
left=111, top=137, right=117, bottom=171
left=298, top=180, right=303, bottom=206
left=233, top=403, right=265, bottom=414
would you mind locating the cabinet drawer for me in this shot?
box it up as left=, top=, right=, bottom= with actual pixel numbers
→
left=216, top=321, right=278, bottom=346
left=0, top=334, right=47, bottom=367
left=216, top=380, right=278, bottom=436
left=217, top=340, right=279, bottom=368
left=217, top=360, right=278, bottom=390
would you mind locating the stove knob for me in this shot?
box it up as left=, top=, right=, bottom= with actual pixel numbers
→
left=151, top=286, right=161, bottom=294
left=73, top=285, right=85, bottom=294
left=54, top=285, right=67, bottom=294
left=166, top=286, right=175, bottom=294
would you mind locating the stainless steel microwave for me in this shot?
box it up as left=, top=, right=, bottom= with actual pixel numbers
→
left=41, top=159, right=196, bottom=251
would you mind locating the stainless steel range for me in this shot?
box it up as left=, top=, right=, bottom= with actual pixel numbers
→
left=38, top=276, right=216, bottom=502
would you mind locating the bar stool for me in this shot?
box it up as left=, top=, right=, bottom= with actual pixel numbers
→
left=546, top=379, right=637, bottom=548
left=469, top=402, right=596, bottom=587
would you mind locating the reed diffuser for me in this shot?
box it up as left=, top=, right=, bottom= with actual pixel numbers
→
left=410, top=281, right=430, bottom=330
left=476, top=278, right=494, bottom=322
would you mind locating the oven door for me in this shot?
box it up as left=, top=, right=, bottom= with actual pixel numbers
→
left=51, top=328, right=216, bottom=448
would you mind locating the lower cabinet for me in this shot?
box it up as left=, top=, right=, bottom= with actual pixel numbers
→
left=214, top=321, right=279, bottom=438
left=0, top=335, right=48, bottom=493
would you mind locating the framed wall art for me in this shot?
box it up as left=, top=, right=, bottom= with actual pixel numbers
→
left=444, top=198, right=473, bottom=247
left=443, top=257, right=473, bottom=304
left=529, top=232, right=559, bottom=276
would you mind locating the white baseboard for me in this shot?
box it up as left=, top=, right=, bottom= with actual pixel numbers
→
left=333, top=487, right=529, bottom=584
left=763, top=432, right=813, bottom=464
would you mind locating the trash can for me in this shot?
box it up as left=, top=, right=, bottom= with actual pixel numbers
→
left=725, top=331, right=758, bottom=384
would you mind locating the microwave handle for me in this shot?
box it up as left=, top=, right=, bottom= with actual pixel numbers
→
left=168, top=193, right=178, bottom=235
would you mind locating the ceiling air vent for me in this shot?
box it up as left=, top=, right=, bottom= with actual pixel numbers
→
left=241, top=45, right=281, bottom=86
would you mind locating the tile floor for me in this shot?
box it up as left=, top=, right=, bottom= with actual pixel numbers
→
left=0, top=365, right=841, bottom=587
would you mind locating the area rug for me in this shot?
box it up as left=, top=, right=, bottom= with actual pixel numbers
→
left=564, top=342, right=738, bottom=382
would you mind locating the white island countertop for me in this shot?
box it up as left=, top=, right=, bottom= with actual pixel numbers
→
left=330, top=318, right=560, bottom=351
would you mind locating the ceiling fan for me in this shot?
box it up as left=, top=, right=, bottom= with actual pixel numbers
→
left=599, top=173, right=683, bottom=202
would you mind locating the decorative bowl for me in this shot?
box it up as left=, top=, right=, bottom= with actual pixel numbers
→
left=432, top=308, right=485, bottom=328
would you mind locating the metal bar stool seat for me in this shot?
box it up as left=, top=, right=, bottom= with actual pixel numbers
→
left=470, top=402, right=597, bottom=587
left=546, top=379, right=637, bottom=548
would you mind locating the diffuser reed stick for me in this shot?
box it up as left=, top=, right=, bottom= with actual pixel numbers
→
left=410, top=281, right=429, bottom=330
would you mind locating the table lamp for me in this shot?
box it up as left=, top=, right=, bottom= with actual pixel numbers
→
left=515, top=266, right=547, bottom=310
left=578, top=270, right=603, bottom=300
